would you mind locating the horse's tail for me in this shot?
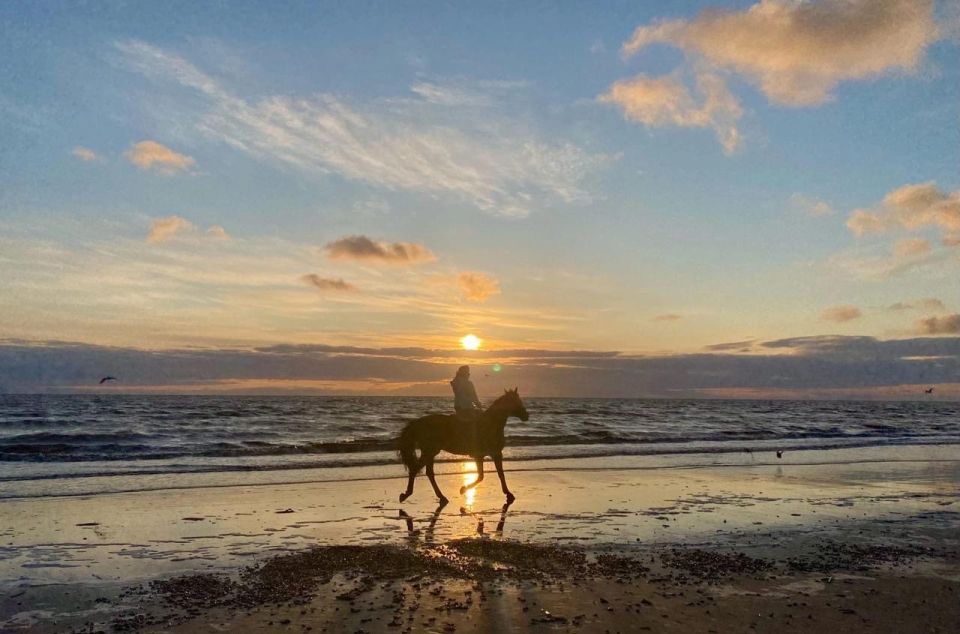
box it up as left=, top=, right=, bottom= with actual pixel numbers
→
left=397, top=419, right=422, bottom=476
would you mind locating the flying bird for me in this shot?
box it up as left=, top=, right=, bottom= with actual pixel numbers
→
left=99, top=376, right=117, bottom=384
left=776, top=450, right=783, bottom=459
left=924, top=387, right=934, bottom=394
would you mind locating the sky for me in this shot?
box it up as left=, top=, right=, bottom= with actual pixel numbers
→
left=0, top=0, right=958, bottom=397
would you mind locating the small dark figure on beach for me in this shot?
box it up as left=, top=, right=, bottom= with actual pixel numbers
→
left=776, top=450, right=783, bottom=459
left=925, top=387, right=934, bottom=394
left=451, top=365, right=483, bottom=418
left=397, top=388, right=528, bottom=505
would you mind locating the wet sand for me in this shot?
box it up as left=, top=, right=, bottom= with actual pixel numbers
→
left=1, top=446, right=958, bottom=632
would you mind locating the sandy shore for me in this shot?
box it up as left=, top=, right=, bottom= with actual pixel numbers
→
left=1, top=445, right=957, bottom=632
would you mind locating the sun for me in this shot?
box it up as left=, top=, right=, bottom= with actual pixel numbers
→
left=460, top=334, right=481, bottom=351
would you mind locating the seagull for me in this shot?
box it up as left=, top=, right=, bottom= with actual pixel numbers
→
left=776, top=450, right=783, bottom=459
left=98, top=376, right=116, bottom=384
left=924, top=387, right=934, bottom=394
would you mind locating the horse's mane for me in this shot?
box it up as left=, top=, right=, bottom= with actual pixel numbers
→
left=485, top=389, right=518, bottom=413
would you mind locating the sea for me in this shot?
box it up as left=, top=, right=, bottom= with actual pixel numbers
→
left=1, top=396, right=958, bottom=499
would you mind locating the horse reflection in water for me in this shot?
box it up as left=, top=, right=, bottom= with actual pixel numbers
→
left=396, top=389, right=528, bottom=505
left=397, top=501, right=512, bottom=540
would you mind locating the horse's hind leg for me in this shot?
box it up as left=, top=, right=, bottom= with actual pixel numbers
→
left=425, top=457, right=448, bottom=505
left=459, top=458, right=484, bottom=495
left=493, top=453, right=515, bottom=504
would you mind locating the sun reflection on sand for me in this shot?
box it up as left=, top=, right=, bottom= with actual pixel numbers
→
left=461, top=461, right=477, bottom=509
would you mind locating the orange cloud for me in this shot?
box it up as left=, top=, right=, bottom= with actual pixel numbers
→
left=147, top=215, right=194, bottom=243
left=324, top=235, right=435, bottom=265
left=847, top=182, right=960, bottom=238
left=125, top=140, right=195, bottom=175
left=623, top=0, right=939, bottom=107
left=820, top=305, right=862, bottom=322
left=599, top=69, right=742, bottom=153
left=893, top=237, right=931, bottom=258
left=457, top=271, right=500, bottom=303
left=653, top=314, right=682, bottom=322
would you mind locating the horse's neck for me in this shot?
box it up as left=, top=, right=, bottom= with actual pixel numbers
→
left=482, top=407, right=509, bottom=427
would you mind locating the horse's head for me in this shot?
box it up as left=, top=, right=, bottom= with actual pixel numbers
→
left=499, top=387, right=529, bottom=421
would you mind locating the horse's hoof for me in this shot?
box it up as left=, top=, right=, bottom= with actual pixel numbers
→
left=459, top=486, right=467, bottom=495
left=505, top=493, right=516, bottom=504
left=438, top=496, right=449, bottom=505
left=399, top=492, right=409, bottom=502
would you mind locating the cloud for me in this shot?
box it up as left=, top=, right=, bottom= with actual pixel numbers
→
left=705, top=339, right=755, bottom=352
left=3, top=335, right=958, bottom=397
left=599, top=68, right=742, bottom=153
left=72, top=146, right=99, bottom=162
left=893, top=237, right=931, bottom=258
left=147, top=216, right=229, bottom=243
left=623, top=0, right=940, bottom=107
left=833, top=182, right=960, bottom=279
left=847, top=182, right=960, bottom=239
left=300, top=274, right=357, bottom=292
left=820, top=305, right=862, bottom=322
left=206, top=225, right=229, bottom=240
left=653, top=313, right=683, bottom=322
left=125, top=140, right=196, bottom=175
left=116, top=40, right=613, bottom=215
left=324, top=235, right=436, bottom=265
left=147, top=215, right=194, bottom=243
left=916, top=314, right=960, bottom=335
left=790, top=194, right=833, bottom=217
left=457, top=272, right=500, bottom=303
left=888, top=298, right=947, bottom=312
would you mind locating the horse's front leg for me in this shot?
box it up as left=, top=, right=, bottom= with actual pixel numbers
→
left=425, top=457, right=449, bottom=505
left=492, top=453, right=515, bottom=504
left=459, top=457, right=485, bottom=495
left=399, top=468, right=417, bottom=503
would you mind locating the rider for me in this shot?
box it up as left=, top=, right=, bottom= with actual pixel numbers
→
left=451, top=365, right=483, bottom=418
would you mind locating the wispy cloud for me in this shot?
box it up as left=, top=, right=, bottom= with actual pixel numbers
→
left=300, top=274, right=357, bottom=292
left=207, top=225, right=230, bottom=240
left=72, top=146, right=100, bottom=162
left=820, top=305, right=862, bottom=322
left=599, top=68, right=742, bottom=153
left=324, top=235, right=436, bottom=265
left=790, top=194, right=833, bottom=217
left=116, top=40, right=612, bottom=216
left=125, top=140, right=196, bottom=175
left=457, top=272, right=500, bottom=303
left=653, top=313, right=683, bottom=322
left=888, top=298, right=946, bottom=312
left=623, top=0, right=940, bottom=107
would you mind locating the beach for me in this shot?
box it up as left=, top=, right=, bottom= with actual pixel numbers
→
left=2, top=444, right=958, bottom=632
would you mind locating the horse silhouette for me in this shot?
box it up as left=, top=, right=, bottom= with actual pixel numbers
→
left=397, top=388, right=528, bottom=505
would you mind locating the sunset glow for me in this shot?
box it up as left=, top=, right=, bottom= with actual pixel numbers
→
left=0, top=1, right=955, bottom=398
